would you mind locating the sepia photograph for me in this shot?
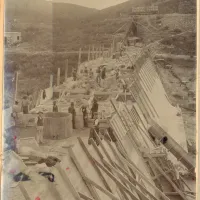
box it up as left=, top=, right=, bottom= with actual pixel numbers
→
left=2, top=0, right=197, bottom=200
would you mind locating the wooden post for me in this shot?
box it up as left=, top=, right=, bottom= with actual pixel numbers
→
left=78, top=48, right=82, bottom=67
left=95, top=46, right=98, bottom=59
left=110, top=43, right=113, bottom=56
left=65, top=59, right=68, bottom=82
left=50, top=74, right=53, bottom=88
left=92, top=45, right=95, bottom=60
left=99, top=45, right=102, bottom=57
left=112, top=36, right=115, bottom=54
left=88, top=45, right=91, bottom=61
left=14, top=71, right=19, bottom=100
left=57, top=67, right=60, bottom=86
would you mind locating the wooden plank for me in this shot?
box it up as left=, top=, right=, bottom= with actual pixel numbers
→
left=56, top=163, right=81, bottom=200
left=164, top=192, right=179, bottom=196
left=93, top=158, right=140, bottom=200
left=91, top=139, right=128, bottom=200
left=68, top=148, right=101, bottom=200
left=103, top=158, right=153, bottom=200
left=84, top=176, right=120, bottom=200
left=65, top=59, right=68, bottom=82
left=91, top=135, right=130, bottom=200
left=104, top=137, right=128, bottom=170
left=104, top=139, right=158, bottom=200
left=152, top=169, right=172, bottom=180
left=146, top=155, right=188, bottom=200
left=57, top=68, right=60, bottom=86
left=78, top=137, right=112, bottom=193
left=113, top=161, right=159, bottom=200
left=19, top=183, right=31, bottom=200
left=143, top=153, right=166, bottom=158
left=116, top=151, right=170, bottom=200
left=79, top=192, right=95, bottom=200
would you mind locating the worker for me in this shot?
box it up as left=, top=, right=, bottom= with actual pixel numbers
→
left=91, top=98, right=98, bottom=119
left=52, top=101, right=58, bottom=112
left=106, top=127, right=117, bottom=143
left=43, top=90, right=46, bottom=100
left=101, top=66, right=106, bottom=80
left=68, top=102, right=76, bottom=129
left=72, top=68, right=77, bottom=81
left=21, top=96, right=29, bottom=114
left=35, top=111, right=44, bottom=144
left=96, top=66, right=101, bottom=86
left=81, top=105, right=88, bottom=127
left=88, top=113, right=101, bottom=146
left=84, top=66, right=88, bottom=76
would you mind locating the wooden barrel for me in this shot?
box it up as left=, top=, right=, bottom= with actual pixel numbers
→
left=44, top=112, right=72, bottom=139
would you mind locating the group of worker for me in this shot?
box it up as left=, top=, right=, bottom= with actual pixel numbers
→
left=12, top=94, right=33, bottom=117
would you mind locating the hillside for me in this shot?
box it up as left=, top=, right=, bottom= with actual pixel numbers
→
left=5, top=0, right=97, bottom=31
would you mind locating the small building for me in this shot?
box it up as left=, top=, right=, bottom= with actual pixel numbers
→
left=132, top=5, right=159, bottom=15
left=4, top=32, right=21, bottom=46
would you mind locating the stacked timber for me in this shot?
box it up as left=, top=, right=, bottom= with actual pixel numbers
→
left=44, top=112, right=72, bottom=139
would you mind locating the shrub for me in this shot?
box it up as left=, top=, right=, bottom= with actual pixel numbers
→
left=173, top=28, right=182, bottom=34
left=160, top=38, right=173, bottom=45
left=162, top=26, right=169, bottom=31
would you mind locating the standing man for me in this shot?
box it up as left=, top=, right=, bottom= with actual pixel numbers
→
left=72, top=68, right=77, bottom=81
left=35, top=111, right=44, bottom=144
left=101, top=66, right=106, bottom=87
left=68, top=102, right=76, bottom=129
left=84, top=66, right=88, bottom=77
left=53, top=101, right=58, bottom=112
left=43, top=90, right=46, bottom=100
left=81, top=105, right=88, bottom=127
left=91, top=98, right=98, bottom=119
left=96, top=66, right=101, bottom=86
left=21, top=96, right=29, bottom=114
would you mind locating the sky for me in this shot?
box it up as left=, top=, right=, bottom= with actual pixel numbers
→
left=50, top=0, right=129, bottom=10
